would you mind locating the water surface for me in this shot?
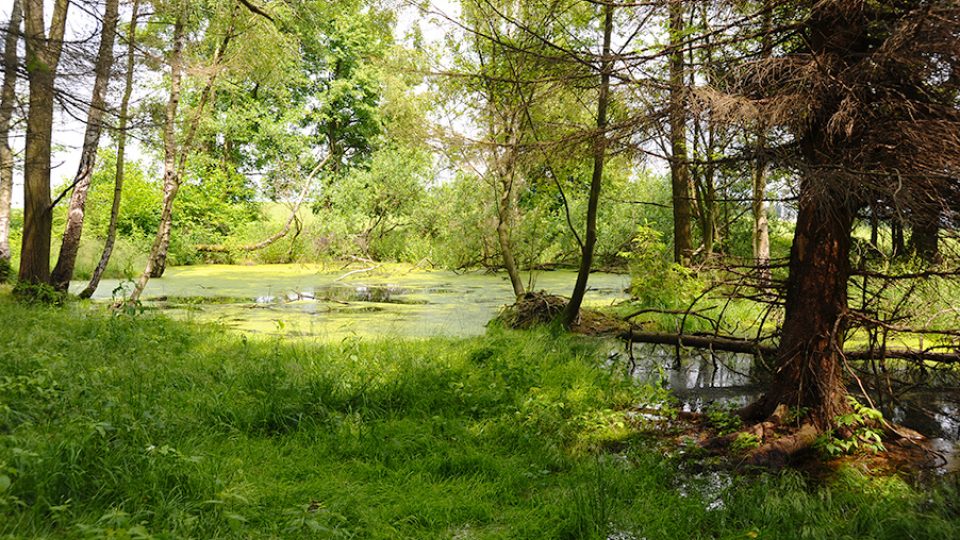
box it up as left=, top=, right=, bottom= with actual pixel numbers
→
left=75, top=263, right=630, bottom=340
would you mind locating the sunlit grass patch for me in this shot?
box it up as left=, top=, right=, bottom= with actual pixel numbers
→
left=0, top=295, right=958, bottom=538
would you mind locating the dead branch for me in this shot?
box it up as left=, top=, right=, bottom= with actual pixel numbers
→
left=195, top=156, right=328, bottom=254
left=619, top=330, right=960, bottom=364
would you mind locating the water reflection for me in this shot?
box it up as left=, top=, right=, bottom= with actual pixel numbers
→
left=626, top=343, right=960, bottom=447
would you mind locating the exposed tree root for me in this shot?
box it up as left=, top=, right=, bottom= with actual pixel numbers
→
left=697, top=402, right=933, bottom=470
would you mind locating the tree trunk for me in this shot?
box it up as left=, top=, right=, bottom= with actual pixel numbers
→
left=147, top=9, right=235, bottom=279
left=496, top=200, right=524, bottom=297
left=495, top=130, right=524, bottom=298
left=80, top=0, right=140, bottom=299
left=700, top=121, right=717, bottom=257
left=130, top=15, right=185, bottom=303
left=752, top=1, right=772, bottom=273
left=562, top=2, right=612, bottom=328
left=0, top=0, right=22, bottom=281
left=745, top=179, right=854, bottom=428
left=891, top=221, right=904, bottom=257
left=752, top=151, right=770, bottom=268
left=50, top=0, right=120, bottom=292
left=668, top=0, right=693, bottom=265
left=909, top=213, right=940, bottom=264
left=18, top=0, right=69, bottom=287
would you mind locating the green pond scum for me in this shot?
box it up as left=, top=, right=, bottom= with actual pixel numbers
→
left=1, top=291, right=959, bottom=538
left=70, top=264, right=631, bottom=340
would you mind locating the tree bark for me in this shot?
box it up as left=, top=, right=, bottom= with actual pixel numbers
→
left=909, top=213, right=940, bottom=264
left=0, top=0, right=22, bottom=281
left=18, top=0, right=69, bottom=286
left=668, top=0, right=693, bottom=265
left=495, top=127, right=524, bottom=298
left=563, top=2, right=612, bottom=328
left=50, top=0, right=120, bottom=292
left=129, top=15, right=186, bottom=303
left=147, top=9, right=235, bottom=279
left=80, top=0, right=140, bottom=299
left=891, top=221, right=904, bottom=258
left=745, top=178, right=854, bottom=428
left=495, top=191, right=524, bottom=297
left=752, top=1, right=772, bottom=272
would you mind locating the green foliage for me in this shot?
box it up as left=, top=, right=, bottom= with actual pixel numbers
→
left=815, top=397, right=887, bottom=457
left=0, top=297, right=957, bottom=538
left=730, top=432, right=762, bottom=454
left=81, top=151, right=161, bottom=240
left=177, top=156, right=260, bottom=240
left=704, top=405, right=744, bottom=436
left=622, top=225, right=704, bottom=310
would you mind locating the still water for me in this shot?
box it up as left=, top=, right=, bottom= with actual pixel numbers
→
left=74, top=263, right=631, bottom=339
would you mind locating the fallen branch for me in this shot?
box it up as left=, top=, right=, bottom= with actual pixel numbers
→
left=333, top=264, right=382, bottom=282
left=196, top=156, right=327, bottom=254
left=618, top=330, right=960, bottom=364
left=619, top=330, right=777, bottom=357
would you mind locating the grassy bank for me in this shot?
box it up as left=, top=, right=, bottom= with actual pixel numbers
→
left=1, top=294, right=958, bottom=538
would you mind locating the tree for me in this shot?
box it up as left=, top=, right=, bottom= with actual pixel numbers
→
left=0, top=0, right=21, bottom=282
left=562, top=0, right=613, bottom=328
left=667, top=0, right=694, bottom=265
left=738, top=0, right=960, bottom=427
left=18, top=0, right=69, bottom=287
left=454, top=0, right=542, bottom=297
left=80, top=0, right=142, bottom=299
left=751, top=0, right=772, bottom=272
left=50, top=0, right=120, bottom=292
left=129, top=8, right=187, bottom=302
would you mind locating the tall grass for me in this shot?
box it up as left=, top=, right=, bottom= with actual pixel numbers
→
left=0, top=293, right=957, bottom=538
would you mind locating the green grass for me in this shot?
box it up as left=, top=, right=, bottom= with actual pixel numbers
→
left=0, top=292, right=958, bottom=539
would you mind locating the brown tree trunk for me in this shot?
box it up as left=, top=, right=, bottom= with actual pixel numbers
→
left=668, top=0, right=693, bottom=265
left=0, top=0, right=22, bottom=281
left=496, top=199, right=524, bottom=297
left=80, top=0, right=140, bottom=299
left=50, top=0, right=120, bottom=292
left=745, top=179, right=854, bottom=428
left=909, top=214, right=940, bottom=264
left=130, top=15, right=185, bottom=303
left=18, top=0, right=69, bottom=287
left=891, top=221, right=904, bottom=257
left=563, top=2, right=612, bottom=328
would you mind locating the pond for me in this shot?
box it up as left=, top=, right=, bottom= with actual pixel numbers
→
left=73, top=263, right=631, bottom=340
